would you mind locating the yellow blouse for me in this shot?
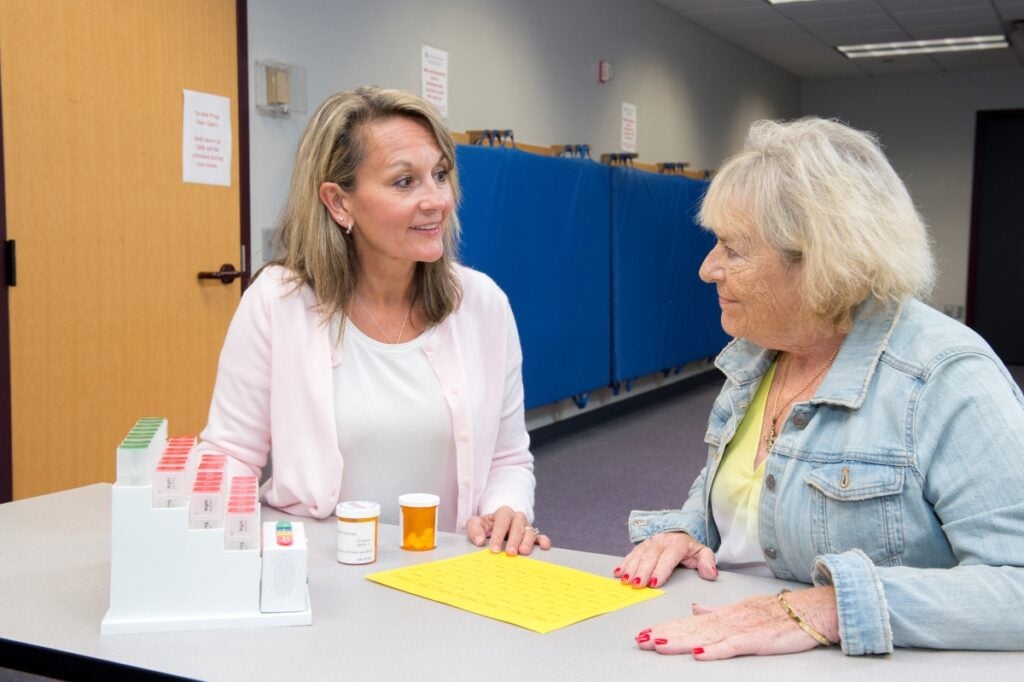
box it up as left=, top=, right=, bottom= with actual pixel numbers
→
left=709, top=361, right=776, bottom=570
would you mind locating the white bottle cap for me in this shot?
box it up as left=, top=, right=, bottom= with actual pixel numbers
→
left=336, top=501, right=381, bottom=519
left=398, top=493, right=440, bottom=508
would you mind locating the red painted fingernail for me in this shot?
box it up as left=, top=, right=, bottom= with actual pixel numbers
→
left=613, top=566, right=622, bottom=575
left=654, top=638, right=668, bottom=645
left=648, top=577, right=658, bottom=587
left=637, top=628, right=652, bottom=636
left=693, top=647, right=705, bottom=655
left=632, top=577, right=641, bottom=585
left=622, top=573, right=630, bottom=581
left=636, top=633, right=650, bottom=643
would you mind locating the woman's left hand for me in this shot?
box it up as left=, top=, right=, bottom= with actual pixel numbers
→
left=466, top=506, right=552, bottom=556
left=634, top=586, right=839, bottom=660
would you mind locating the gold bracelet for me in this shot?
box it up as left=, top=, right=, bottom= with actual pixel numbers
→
left=777, top=589, right=837, bottom=647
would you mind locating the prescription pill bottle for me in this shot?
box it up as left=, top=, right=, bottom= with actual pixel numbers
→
left=336, top=501, right=380, bottom=565
left=398, top=493, right=440, bottom=551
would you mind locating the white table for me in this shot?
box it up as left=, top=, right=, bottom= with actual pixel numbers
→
left=0, top=484, right=1020, bottom=681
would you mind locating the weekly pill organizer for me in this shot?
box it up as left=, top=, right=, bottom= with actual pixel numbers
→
left=102, top=418, right=311, bottom=634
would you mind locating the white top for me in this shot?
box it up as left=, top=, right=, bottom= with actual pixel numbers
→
left=333, top=318, right=457, bottom=531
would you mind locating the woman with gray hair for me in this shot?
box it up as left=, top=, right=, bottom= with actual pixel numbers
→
left=199, top=86, right=550, bottom=555
left=618, top=117, right=1024, bottom=657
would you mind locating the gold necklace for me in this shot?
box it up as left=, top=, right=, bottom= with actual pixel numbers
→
left=353, top=292, right=414, bottom=344
left=764, top=346, right=840, bottom=448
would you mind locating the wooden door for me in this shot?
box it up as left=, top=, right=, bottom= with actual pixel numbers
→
left=0, top=0, right=245, bottom=499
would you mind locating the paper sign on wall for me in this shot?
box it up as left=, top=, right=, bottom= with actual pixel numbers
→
left=621, top=102, right=637, bottom=153
left=183, top=89, right=232, bottom=186
left=421, top=45, right=449, bottom=118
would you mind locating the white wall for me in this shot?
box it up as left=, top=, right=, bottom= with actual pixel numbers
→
left=802, top=68, right=1024, bottom=315
left=247, top=0, right=801, bottom=264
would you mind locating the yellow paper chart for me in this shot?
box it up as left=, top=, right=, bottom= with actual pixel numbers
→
left=365, top=550, right=663, bottom=634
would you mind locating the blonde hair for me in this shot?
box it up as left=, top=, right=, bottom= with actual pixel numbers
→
left=699, top=117, right=935, bottom=329
left=272, top=85, right=462, bottom=323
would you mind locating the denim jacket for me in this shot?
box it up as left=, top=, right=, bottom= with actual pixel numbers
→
left=629, top=299, right=1024, bottom=655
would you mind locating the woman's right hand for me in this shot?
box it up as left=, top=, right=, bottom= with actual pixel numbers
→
left=614, top=531, right=718, bottom=588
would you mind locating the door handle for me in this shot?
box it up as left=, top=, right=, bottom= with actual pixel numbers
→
left=197, top=263, right=244, bottom=285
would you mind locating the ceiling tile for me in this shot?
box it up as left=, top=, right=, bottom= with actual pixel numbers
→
left=713, top=21, right=809, bottom=41
left=930, top=48, right=1024, bottom=70
left=804, top=13, right=903, bottom=32
left=684, top=5, right=785, bottom=29
left=801, top=15, right=909, bottom=43
left=853, top=53, right=945, bottom=75
left=654, top=0, right=766, bottom=12
left=880, top=0, right=992, bottom=10
left=908, top=23, right=1011, bottom=40
left=743, top=35, right=868, bottom=78
left=773, top=0, right=885, bottom=21
left=890, top=7, right=1003, bottom=34
left=814, top=26, right=911, bottom=45
left=653, top=0, right=1024, bottom=79
left=995, top=0, right=1024, bottom=19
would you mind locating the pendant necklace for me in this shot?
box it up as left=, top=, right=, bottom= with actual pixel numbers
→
left=764, top=345, right=840, bottom=448
left=353, top=292, right=414, bottom=344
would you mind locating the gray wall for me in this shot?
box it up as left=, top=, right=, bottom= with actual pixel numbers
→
left=248, top=2, right=1024, bottom=330
left=802, top=68, right=1024, bottom=315
left=248, top=0, right=801, bottom=264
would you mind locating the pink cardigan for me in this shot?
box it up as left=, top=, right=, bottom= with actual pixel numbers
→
left=198, top=264, right=536, bottom=528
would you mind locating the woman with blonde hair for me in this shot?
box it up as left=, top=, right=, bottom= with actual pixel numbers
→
left=619, top=117, right=1024, bottom=657
left=199, top=86, right=549, bottom=554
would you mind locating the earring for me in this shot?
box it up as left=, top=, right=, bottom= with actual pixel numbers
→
left=345, top=222, right=353, bottom=235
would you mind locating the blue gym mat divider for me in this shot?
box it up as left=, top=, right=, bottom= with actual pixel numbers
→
left=456, top=145, right=613, bottom=410
left=610, top=167, right=730, bottom=385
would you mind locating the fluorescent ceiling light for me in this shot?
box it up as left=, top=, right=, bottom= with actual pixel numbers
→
left=766, top=1, right=821, bottom=4
left=838, top=35, right=1009, bottom=58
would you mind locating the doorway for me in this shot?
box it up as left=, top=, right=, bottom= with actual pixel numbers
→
left=967, top=109, right=1024, bottom=365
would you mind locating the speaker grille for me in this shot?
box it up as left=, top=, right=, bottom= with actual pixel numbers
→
left=272, top=555, right=296, bottom=597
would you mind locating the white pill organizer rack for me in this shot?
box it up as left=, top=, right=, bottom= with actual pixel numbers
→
left=101, top=418, right=312, bottom=634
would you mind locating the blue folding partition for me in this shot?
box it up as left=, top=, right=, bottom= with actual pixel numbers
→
left=610, top=168, right=730, bottom=385
left=456, top=146, right=612, bottom=410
